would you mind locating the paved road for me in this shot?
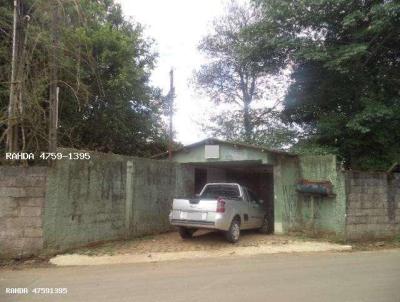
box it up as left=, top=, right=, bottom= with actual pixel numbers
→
left=1, top=250, right=400, bottom=302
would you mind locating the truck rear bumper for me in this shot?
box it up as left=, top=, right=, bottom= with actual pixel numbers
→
left=170, top=219, right=216, bottom=227
left=169, top=211, right=230, bottom=231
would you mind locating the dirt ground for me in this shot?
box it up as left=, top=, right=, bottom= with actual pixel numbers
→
left=59, top=229, right=400, bottom=257
left=2, top=230, right=399, bottom=268
left=70, top=230, right=400, bottom=256
left=68, top=230, right=307, bottom=256
left=50, top=230, right=354, bottom=266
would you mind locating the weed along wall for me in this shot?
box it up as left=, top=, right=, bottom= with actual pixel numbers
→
left=0, top=150, right=194, bottom=259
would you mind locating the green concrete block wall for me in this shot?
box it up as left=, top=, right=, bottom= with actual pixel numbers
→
left=128, top=158, right=193, bottom=237
left=273, top=154, right=346, bottom=237
left=44, top=151, right=128, bottom=252
left=43, top=149, right=194, bottom=253
left=296, top=155, right=346, bottom=236
left=175, top=164, right=195, bottom=198
left=273, top=156, right=301, bottom=233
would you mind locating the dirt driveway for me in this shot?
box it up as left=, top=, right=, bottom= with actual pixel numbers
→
left=67, top=230, right=303, bottom=255
left=50, top=230, right=352, bottom=266
left=71, top=230, right=299, bottom=255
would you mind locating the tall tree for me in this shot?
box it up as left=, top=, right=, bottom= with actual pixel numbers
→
left=194, top=0, right=291, bottom=146
left=57, top=0, right=168, bottom=156
left=0, top=0, right=168, bottom=157
left=252, top=0, right=400, bottom=169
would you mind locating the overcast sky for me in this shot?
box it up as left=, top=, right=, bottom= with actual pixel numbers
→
left=117, top=0, right=233, bottom=145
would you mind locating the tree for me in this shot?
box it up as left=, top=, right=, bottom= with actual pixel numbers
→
left=1, top=0, right=51, bottom=154
left=201, top=107, right=299, bottom=149
left=194, top=0, right=291, bottom=147
left=0, top=0, right=168, bottom=157
left=6, top=0, right=20, bottom=153
left=57, top=1, right=168, bottom=156
left=252, top=0, right=400, bottom=170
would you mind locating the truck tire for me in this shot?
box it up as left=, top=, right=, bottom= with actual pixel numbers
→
left=178, top=227, right=195, bottom=239
left=259, top=215, right=270, bottom=234
left=225, top=218, right=240, bottom=243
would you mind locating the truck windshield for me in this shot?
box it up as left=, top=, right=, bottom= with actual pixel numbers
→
left=200, top=185, right=240, bottom=199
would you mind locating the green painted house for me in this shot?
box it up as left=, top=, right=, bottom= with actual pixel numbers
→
left=154, top=138, right=347, bottom=237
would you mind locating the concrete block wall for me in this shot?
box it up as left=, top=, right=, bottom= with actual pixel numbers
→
left=1, top=150, right=194, bottom=259
left=0, top=167, right=47, bottom=258
left=43, top=152, right=128, bottom=253
left=296, top=155, right=347, bottom=237
left=345, top=171, right=400, bottom=240
left=273, top=155, right=300, bottom=234
left=279, top=155, right=347, bottom=238
left=43, top=150, right=194, bottom=254
left=128, top=158, right=193, bottom=237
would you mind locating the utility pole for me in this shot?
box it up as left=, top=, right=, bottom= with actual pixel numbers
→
left=48, top=3, right=60, bottom=154
left=6, top=0, right=20, bottom=153
left=168, top=69, right=175, bottom=160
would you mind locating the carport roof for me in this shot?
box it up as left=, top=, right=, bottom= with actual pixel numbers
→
left=151, top=138, right=297, bottom=159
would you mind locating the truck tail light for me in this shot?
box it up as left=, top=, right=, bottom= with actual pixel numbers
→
left=216, top=197, right=225, bottom=213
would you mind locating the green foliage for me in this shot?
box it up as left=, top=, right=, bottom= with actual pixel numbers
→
left=194, top=0, right=293, bottom=147
left=0, top=0, right=13, bottom=126
left=0, top=0, right=167, bottom=157
left=202, top=108, right=299, bottom=149
left=252, top=0, right=400, bottom=170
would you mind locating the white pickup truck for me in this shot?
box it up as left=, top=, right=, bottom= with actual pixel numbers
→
left=169, top=183, right=269, bottom=243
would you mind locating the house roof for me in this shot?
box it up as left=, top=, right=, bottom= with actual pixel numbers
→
left=151, top=138, right=297, bottom=159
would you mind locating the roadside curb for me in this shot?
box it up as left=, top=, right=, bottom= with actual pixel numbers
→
left=50, top=241, right=352, bottom=266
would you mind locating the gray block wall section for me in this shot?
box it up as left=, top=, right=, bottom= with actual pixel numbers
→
left=0, top=167, right=47, bottom=258
left=43, top=150, right=194, bottom=254
left=0, top=150, right=194, bottom=259
left=127, top=158, right=194, bottom=237
left=44, top=152, right=127, bottom=252
left=345, top=171, right=400, bottom=240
